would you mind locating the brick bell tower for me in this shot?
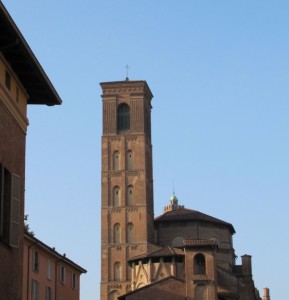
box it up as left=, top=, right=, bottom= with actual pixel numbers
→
left=100, top=80, right=155, bottom=300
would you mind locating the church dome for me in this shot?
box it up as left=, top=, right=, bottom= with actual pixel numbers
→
left=155, top=207, right=235, bottom=234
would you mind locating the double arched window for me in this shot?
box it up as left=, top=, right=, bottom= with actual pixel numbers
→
left=117, top=103, right=130, bottom=131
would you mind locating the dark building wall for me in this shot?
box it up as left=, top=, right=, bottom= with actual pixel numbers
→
left=0, top=100, right=26, bottom=300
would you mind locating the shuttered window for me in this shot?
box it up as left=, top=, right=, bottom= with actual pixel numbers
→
left=45, top=286, right=52, bottom=300
left=71, top=273, right=76, bottom=289
left=32, top=280, right=39, bottom=300
left=32, top=251, right=39, bottom=272
left=60, top=266, right=65, bottom=283
left=47, top=259, right=52, bottom=280
left=0, top=163, right=20, bottom=247
left=10, top=174, right=20, bottom=247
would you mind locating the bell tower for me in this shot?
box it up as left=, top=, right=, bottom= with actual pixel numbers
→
left=100, top=80, right=155, bottom=300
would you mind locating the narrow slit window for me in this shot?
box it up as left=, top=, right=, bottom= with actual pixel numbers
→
left=113, top=186, right=120, bottom=206
left=113, top=223, right=121, bottom=243
left=127, top=222, right=134, bottom=243
left=114, top=262, right=121, bottom=281
left=126, top=150, right=133, bottom=170
left=113, top=151, right=120, bottom=171
left=127, top=185, right=134, bottom=205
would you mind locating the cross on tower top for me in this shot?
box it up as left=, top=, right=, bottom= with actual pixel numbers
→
left=125, top=64, right=130, bottom=81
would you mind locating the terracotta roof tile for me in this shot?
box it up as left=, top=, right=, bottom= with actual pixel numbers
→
left=128, top=246, right=184, bottom=263
left=155, top=207, right=235, bottom=234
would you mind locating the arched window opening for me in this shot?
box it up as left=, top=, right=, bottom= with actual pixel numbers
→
left=127, top=222, right=134, bottom=243
left=127, top=185, right=134, bottom=205
left=113, top=223, right=121, bottom=243
left=194, top=254, right=206, bottom=275
left=126, top=150, right=133, bottom=170
left=117, top=103, right=130, bottom=131
left=113, top=186, right=120, bottom=206
left=113, top=151, right=120, bottom=171
left=114, top=262, right=121, bottom=281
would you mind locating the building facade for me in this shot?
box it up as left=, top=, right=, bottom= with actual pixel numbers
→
left=0, top=3, right=61, bottom=300
left=100, top=79, right=269, bottom=300
left=23, top=233, right=86, bottom=300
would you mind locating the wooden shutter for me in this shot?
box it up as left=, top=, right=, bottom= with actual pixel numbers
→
left=0, top=164, right=3, bottom=236
left=9, top=174, right=20, bottom=247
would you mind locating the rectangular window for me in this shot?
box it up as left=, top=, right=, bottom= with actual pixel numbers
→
left=5, top=70, right=11, bottom=90
left=9, top=173, right=20, bottom=247
left=47, top=259, right=52, bottom=280
left=45, top=286, right=52, bottom=300
left=60, top=266, right=65, bottom=283
left=31, top=280, right=39, bottom=300
left=32, top=251, right=39, bottom=272
left=71, top=273, right=76, bottom=289
left=0, top=163, right=20, bottom=247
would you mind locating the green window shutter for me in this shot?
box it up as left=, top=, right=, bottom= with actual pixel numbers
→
left=9, top=174, right=20, bottom=248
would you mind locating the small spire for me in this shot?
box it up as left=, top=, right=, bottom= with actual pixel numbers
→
left=164, top=191, right=184, bottom=212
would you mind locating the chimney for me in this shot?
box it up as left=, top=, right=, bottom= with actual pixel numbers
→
left=263, top=288, right=270, bottom=300
left=241, top=254, right=252, bottom=276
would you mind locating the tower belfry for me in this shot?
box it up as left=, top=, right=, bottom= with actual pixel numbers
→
left=100, top=80, right=154, bottom=300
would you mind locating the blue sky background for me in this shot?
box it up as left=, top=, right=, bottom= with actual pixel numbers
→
left=3, top=1, right=289, bottom=299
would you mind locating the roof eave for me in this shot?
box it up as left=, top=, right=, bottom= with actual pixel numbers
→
left=0, top=2, right=62, bottom=106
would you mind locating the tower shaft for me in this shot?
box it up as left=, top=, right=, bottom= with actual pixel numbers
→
left=100, top=80, right=154, bottom=300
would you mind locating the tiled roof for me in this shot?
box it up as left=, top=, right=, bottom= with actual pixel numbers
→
left=0, top=3, right=62, bottom=105
left=155, top=207, right=235, bottom=234
left=118, top=276, right=185, bottom=300
left=25, top=233, right=86, bottom=273
left=128, top=246, right=184, bottom=263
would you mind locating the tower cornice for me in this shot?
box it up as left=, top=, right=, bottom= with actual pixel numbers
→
left=100, top=80, right=153, bottom=100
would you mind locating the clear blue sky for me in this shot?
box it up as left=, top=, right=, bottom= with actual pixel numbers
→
left=3, top=1, right=289, bottom=299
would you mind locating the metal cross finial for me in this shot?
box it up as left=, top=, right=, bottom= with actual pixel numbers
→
left=125, top=64, right=130, bottom=81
